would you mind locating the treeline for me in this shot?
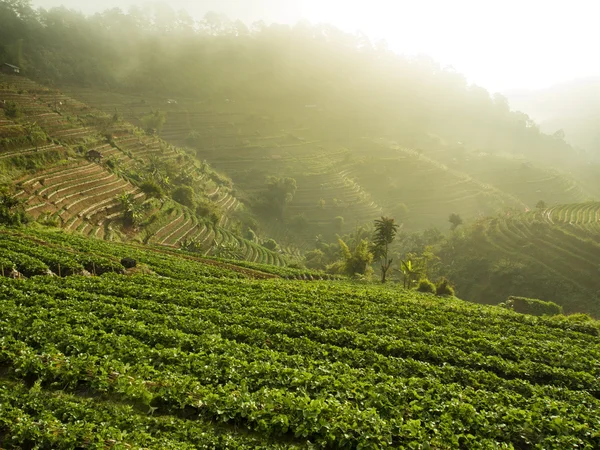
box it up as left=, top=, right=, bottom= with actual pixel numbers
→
left=0, top=0, right=577, bottom=163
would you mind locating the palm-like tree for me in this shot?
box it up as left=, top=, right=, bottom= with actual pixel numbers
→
left=372, top=216, right=400, bottom=283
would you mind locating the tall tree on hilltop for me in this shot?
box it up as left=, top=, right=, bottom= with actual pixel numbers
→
left=371, top=216, right=400, bottom=283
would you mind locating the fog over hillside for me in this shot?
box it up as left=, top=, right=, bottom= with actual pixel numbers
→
left=30, top=0, right=600, bottom=93
left=505, top=78, right=600, bottom=155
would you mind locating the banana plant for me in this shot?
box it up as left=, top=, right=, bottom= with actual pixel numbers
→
left=400, top=259, right=421, bottom=289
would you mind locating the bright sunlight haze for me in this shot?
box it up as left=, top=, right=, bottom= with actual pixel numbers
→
left=31, top=0, right=600, bottom=92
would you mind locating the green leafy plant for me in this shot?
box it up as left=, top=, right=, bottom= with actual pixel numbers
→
left=435, top=277, right=455, bottom=296
left=416, top=278, right=436, bottom=294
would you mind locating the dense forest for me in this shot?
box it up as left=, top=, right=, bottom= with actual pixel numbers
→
left=0, top=0, right=580, bottom=165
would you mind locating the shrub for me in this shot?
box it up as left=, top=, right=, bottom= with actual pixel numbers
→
left=140, top=180, right=164, bottom=199
left=196, top=200, right=221, bottom=224
left=333, top=216, right=345, bottom=231
left=436, top=277, right=455, bottom=296
left=503, top=296, right=563, bottom=316
left=121, top=257, right=137, bottom=269
left=172, top=186, right=195, bottom=209
left=141, top=110, right=166, bottom=135
left=263, top=238, right=279, bottom=252
left=4, top=101, right=21, bottom=119
left=185, top=130, right=202, bottom=146
left=304, top=249, right=327, bottom=270
left=546, top=314, right=599, bottom=336
left=0, top=189, right=28, bottom=226
left=417, top=278, right=436, bottom=294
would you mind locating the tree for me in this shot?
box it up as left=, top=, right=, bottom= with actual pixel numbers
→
left=3, top=101, right=20, bottom=119
left=24, top=122, right=46, bottom=150
left=196, top=201, right=221, bottom=224
left=140, top=180, right=164, bottom=199
left=391, top=202, right=409, bottom=219
left=338, top=238, right=373, bottom=277
left=449, top=213, right=463, bottom=230
left=304, top=249, right=327, bottom=270
left=141, top=110, right=166, bottom=135
left=172, top=186, right=195, bottom=209
left=0, top=187, right=27, bottom=225
left=259, top=176, right=297, bottom=219
left=371, top=216, right=400, bottom=283
left=536, top=200, right=547, bottom=210
left=263, top=238, right=279, bottom=252
left=117, top=192, right=144, bottom=226
left=333, top=216, right=345, bottom=232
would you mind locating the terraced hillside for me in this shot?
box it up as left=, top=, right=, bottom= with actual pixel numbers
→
left=1, top=75, right=290, bottom=265
left=63, top=88, right=384, bottom=241
left=438, top=202, right=600, bottom=315
left=418, top=140, right=594, bottom=207
left=0, top=226, right=599, bottom=449
left=64, top=87, right=598, bottom=249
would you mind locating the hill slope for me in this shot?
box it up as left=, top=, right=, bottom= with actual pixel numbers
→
left=435, top=202, right=600, bottom=316
left=506, top=77, right=600, bottom=155
left=0, top=74, right=292, bottom=265
left=63, top=85, right=596, bottom=248
left=0, top=226, right=599, bottom=448
left=2, top=1, right=598, bottom=250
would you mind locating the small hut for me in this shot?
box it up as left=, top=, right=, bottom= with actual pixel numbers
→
left=1, top=63, right=21, bottom=74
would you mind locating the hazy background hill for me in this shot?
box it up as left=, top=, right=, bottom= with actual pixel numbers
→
left=506, top=77, right=600, bottom=156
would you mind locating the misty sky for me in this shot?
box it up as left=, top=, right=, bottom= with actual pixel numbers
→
left=31, top=0, right=600, bottom=93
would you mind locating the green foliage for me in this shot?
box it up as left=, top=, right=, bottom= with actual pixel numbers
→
left=0, top=227, right=598, bottom=448
left=23, top=122, right=46, bottom=149
left=262, top=238, right=279, bottom=252
left=332, top=215, right=344, bottom=232
left=0, top=188, right=27, bottom=226
left=304, top=248, right=327, bottom=270
left=338, top=238, right=373, bottom=277
left=213, top=241, right=244, bottom=260
left=195, top=200, right=221, bottom=224
left=449, top=213, right=463, bottom=230
left=171, top=186, right=195, bottom=209
left=400, top=259, right=421, bottom=289
left=371, top=217, right=400, bottom=283
left=117, top=192, right=144, bottom=227
left=257, top=176, right=297, bottom=219
left=436, top=277, right=455, bottom=297
left=536, top=200, right=547, bottom=210
left=140, top=110, right=167, bottom=135
left=36, top=212, right=59, bottom=228
left=3, top=101, right=20, bottom=119
left=139, top=180, right=164, bottom=199
left=502, top=296, right=563, bottom=317
left=416, top=278, right=436, bottom=294
left=185, top=130, right=202, bottom=147
left=289, top=213, right=309, bottom=231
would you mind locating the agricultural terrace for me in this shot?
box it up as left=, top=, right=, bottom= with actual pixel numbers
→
left=1, top=76, right=278, bottom=259
left=66, top=87, right=596, bottom=242
left=439, top=204, right=600, bottom=315
left=426, top=147, right=594, bottom=208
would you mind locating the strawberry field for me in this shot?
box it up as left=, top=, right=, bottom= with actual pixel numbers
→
left=0, top=227, right=599, bottom=449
